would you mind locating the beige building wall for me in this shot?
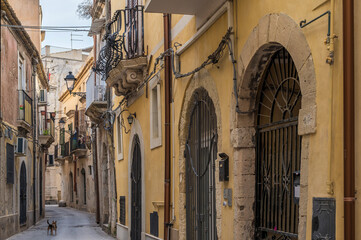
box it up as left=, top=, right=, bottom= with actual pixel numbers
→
left=57, top=55, right=96, bottom=214
left=42, top=46, right=88, bottom=206
left=45, top=165, right=61, bottom=204
left=8, top=0, right=42, bottom=52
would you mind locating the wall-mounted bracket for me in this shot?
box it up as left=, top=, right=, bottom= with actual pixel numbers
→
left=300, top=11, right=338, bottom=65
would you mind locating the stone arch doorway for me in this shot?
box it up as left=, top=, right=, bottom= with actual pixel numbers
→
left=20, top=161, right=27, bottom=225
left=178, top=70, right=223, bottom=239
left=130, top=135, right=142, bottom=240
left=185, top=88, right=218, bottom=240
left=255, top=47, right=301, bottom=239
left=127, top=119, right=145, bottom=239
left=233, top=13, right=317, bottom=239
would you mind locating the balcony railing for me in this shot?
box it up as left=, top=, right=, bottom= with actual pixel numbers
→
left=18, top=90, right=32, bottom=126
left=40, top=113, right=55, bottom=137
left=71, top=132, right=86, bottom=152
left=86, top=72, right=106, bottom=110
left=94, top=5, right=145, bottom=81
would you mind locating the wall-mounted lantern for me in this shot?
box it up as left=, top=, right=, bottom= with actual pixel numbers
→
left=64, top=72, right=86, bottom=98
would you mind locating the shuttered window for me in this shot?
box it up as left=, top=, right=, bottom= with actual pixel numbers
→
left=119, top=196, right=126, bottom=225
left=150, top=211, right=159, bottom=237
left=6, top=143, right=15, bottom=184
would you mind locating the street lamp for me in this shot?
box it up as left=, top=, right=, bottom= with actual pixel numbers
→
left=64, top=72, right=86, bottom=98
left=127, top=112, right=136, bottom=125
left=59, top=118, right=65, bottom=129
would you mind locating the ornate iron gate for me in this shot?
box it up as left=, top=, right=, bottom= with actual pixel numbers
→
left=131, top=135, right=142, bottom=240
left=20, top=162, right=27, bottom=225
left=185, top=88, right=217, bottom=240
left=255, top=48, right=302, bottom=239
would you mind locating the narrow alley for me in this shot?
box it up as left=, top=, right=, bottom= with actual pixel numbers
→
left=7, top=206, right=114, bottom=240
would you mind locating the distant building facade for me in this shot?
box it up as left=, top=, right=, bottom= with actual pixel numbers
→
left=41, top=46, right=88, bottom=204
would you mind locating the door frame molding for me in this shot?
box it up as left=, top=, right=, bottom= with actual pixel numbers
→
left=128, top=119, right=145, bottom=239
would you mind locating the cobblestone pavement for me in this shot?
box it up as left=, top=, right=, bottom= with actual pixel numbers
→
left=7, top=205, right=115, bottom=240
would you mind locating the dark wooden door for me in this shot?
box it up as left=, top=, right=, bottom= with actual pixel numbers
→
left=131, top=136, right=141, bottom=240
left=20, top=162, right=27, bottom=225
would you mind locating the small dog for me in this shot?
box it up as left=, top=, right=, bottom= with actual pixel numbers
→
left=47, top=220, right=57, bottom=235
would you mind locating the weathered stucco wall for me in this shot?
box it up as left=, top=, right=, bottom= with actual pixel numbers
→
left=8, top=0, right=42, bottom=52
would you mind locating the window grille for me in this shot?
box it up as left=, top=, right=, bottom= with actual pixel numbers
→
left=119, top=196, right=126, bottom=225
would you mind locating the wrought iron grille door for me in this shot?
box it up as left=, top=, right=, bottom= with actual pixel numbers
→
left=131, top=135, right=142, bottom=240
left=185, top=88, right=217, bottom=240
left=20, top=162, right=27, bottom=225
left=255, top=48, right=302, bottom=239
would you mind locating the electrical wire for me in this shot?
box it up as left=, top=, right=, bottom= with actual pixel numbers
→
left=1, top=24, right=91, bottom=32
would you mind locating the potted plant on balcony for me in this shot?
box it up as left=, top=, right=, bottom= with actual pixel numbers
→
left=43, top=129, right=49, bottom=135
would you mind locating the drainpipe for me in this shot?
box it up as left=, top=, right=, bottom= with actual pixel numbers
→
left=163, top=13, right=171, bottom=240
left=32, top=58, right=38, bottom=225
left=343, top=0, right=355, bottom=239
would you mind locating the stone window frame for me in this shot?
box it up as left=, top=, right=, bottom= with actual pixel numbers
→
left=232, top=13, right=317, bottom=239
left=149, top=74, right=162, bottom=150
left=18, top=52, right=26, bottom=91
left=117, top=115, right=124, bottom=160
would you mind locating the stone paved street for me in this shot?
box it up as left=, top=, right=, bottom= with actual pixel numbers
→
left=7, top=206, right=115, bottom=240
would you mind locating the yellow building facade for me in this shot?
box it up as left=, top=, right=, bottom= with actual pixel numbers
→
left=89, top=0, right=360, bottom=239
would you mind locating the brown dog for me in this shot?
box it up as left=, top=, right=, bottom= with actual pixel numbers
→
left=47, top=220, right=57, bottom=235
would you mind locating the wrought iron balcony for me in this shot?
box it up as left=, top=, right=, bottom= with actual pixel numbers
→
left=64, top=142, right=70, bottom=157
left=39, top=112, right=55, bottom=148
left=18, top=90, right=32, bottom=131
left=94, top=6, right=147, bottom=96
left=70, top=132, right=87, bottom=158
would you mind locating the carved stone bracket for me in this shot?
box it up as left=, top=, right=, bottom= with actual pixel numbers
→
left=106, top=56, right=148, bottom=96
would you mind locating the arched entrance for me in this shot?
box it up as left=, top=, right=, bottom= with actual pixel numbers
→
left=255, top=47, right=301, bottom=239
left=20, top=162, right=27, bottom=225
left=185, top=88, right=218, bottom=240
left=233, top=13, right=317, bottom=239
left=131, top=135, right=142, bottom=240
left=81, top=168, right=86, bottom=204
